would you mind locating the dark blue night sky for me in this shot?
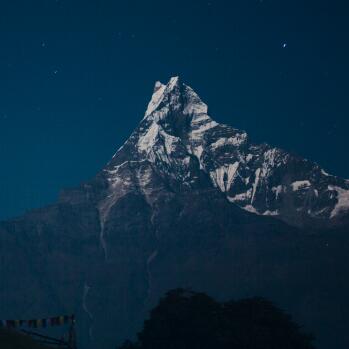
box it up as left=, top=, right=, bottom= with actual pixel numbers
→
left=0, top=0, right=348, bottom=220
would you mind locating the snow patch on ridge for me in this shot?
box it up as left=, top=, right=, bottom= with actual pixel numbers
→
left=167, top=76, right=179, bottom=90
left=210, top=162, right=239, bottom=192
left=291, top=180, right=311, bottom=191
left=191, top=145, right=204, bottom=169
left=145, top=82, right=166, bottom=117
left=228, top=188, right=252, bottom=203
left=272, top=185, right=284, bottom=199
left=210, top=133, right=247, bottom=150
left=193, top=145, right=204, bottom=160
left=321, top=169, right=330, bottom=177
left=246, top=154, right=253, bottom=162
left=329, top=186, right=349, bottom=218
left=251, top=168, right=261, bottom=203
left=183, top=85, right=208, bottom=115
left=263, top=210, right=279, bottom=216
left=160, top=130, right=180, bottom=154
left=138, top=123, right=160, bottom=152
left=191, top=114, right=211, bottom=123
left=243, top=205, right=259, bottom=214
left=190, top=120, right=218, bottom=140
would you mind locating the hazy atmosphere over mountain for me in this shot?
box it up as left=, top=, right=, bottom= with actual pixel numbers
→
left=0, top=1, right=348, bottom=349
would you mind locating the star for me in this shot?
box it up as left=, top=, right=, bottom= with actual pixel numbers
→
left=282, top=43, right=288, bottom=48
left=41, top=41, right=46, bottom=48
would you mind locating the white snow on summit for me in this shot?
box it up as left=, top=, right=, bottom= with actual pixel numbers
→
left=145, top=82, right=166, bottom=117
left=183, top=85, right=208, bottom=115
left=106, top=76, right=349, bottom=226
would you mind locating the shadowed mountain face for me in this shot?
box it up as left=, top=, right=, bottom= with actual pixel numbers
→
left=0, top=78, right=348, bottom=349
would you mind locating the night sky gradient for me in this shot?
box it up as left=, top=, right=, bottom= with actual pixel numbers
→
left=0, top=0, right=348, bottom=220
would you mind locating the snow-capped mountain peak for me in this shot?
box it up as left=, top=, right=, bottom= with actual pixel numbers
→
left=105, top=77, right=349, bottom=227
left=2, top=77, right=349, bottom=349
left=145, top=76, right=208, bottom=121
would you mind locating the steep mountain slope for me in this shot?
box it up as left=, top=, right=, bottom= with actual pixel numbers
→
left=78, top=76, right=349, bottom=231
left=0, top=77, right=348, bottom=349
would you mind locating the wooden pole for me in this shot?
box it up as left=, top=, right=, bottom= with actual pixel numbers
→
left=68, top=319, right=77, bottom=349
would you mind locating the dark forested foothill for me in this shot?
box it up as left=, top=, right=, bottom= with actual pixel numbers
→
left=118, top=289, right=315, bottom=349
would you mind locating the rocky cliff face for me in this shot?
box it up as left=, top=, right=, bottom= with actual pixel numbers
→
left=0, top=77, right=348, bottom=349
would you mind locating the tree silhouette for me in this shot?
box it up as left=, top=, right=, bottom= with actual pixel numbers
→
left=118, top=289, right=315, bottom=349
